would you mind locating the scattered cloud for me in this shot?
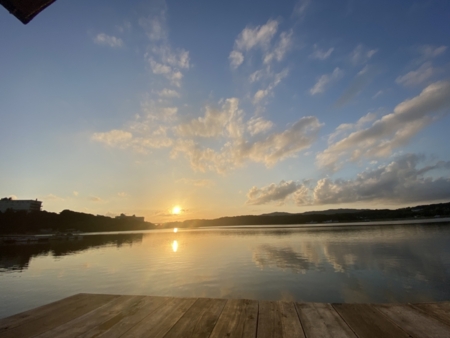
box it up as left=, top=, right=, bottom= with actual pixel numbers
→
left=247, top=117, right=273, bottom=135
left=89, top=196, right=103, bottom=202
left=158, top=88, right=180, bottom=98
left=350, top=44, right=377, bottom=65
left=396, top=62, right=434, bottom=87
left=418, top=45, right=447, bottom=61
left=263, top=30, right=293, bottom=64
left=317, top=81, right=450, bottom=171
left=229, top=51, right=244, bottom=69
left=293, top=0, right=311, bottom=18
left=234, top=19, right=279, bottom=52
left=310, top=45, right=334, bottom=60
left=41, top=194, right=65, bottom=201
left=310, top=67, right=343, bottom=95
left=335, top=65, right=375, bottom=107
left=246, top=154, right=450, bottom=206
left=73, top=191, right=79, bottom=196
left=93, top=33, right=123, bottom=48
left=253, top=68, right=289, bottom=105
left=246, top=180, right=303, bottom=205
left=117, top=192, right=129, bottom=198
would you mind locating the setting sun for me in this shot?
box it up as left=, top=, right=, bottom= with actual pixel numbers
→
left=172, top=206, right=181, bottom=215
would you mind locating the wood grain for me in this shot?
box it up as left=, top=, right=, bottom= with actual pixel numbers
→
left=210, top=299, right=258, bottom=338
left=296, top=303, right=356, bottom=338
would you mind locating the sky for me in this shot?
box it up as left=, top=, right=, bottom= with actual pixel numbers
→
left=1, top=0, right=450, bottom=223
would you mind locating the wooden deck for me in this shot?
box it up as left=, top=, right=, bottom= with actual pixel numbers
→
left=1, top=294, right=450, bottom=337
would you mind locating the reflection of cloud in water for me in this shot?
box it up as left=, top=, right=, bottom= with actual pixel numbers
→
left=253, top=244, right=322, bottom=273
left=252, top=233, right=450, bottom=287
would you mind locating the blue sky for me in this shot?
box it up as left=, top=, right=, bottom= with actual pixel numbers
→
left=1, top=0, right=450, bottom=222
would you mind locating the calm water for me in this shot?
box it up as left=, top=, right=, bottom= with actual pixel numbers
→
left=1, top=223, right=450, bottom=318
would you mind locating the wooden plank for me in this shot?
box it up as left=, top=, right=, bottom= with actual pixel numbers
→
left=164, top=298, right=227, bottom=338
left=296, top=303, right=356, bottom=338
left=279, top=302, right=305, bottom=338
left=258, top=301, right=283, bottom=338
left=333, top=303, right=410, bottom=338
left=93, top=296, right=171, bottom=338
left=411, top=302, right=450, bottom=327
left=210, top=299, right=258, bottom=338
left=374, top=304, right=450, bottom=338
left=0, top=293, right=119, bottom=338
left=122, top=297, right=197, bottom=338
left=35, top=295, right=145, bottom=338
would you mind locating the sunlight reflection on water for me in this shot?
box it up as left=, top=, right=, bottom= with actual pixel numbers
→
left=1, top=223, right=450, bottom=318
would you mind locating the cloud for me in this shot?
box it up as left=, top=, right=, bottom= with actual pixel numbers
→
left=335, top=65, right=375, bottom=107
left=396, top=62, right=434, bottom=87
left=293, top=0, right=311, bottom=18
left=310, top=67, right=343, bottom=95
left=41, top=194, right=65, bottom=201
left=317, top=81, right=450, bottom=171
left=158, top=88, right=180, bottom=98
left=177, top=178, right=215, bottom=187
left=117, top=192, right=129, bottom=197
left=263, top=30, right=293, bottom=64
left=229, top=51, right=244, bottom=69
left=418, top=45, right=447, bottom=61
left=350, top=44, right=377, bottom=65
left=176, top=98, right=243, bottom=139
left=171, top=114, right=322, bottom=173
left=247, top=117, right=273, bottom=135
left=310, top=46, right=334, bottom=60
left=89, top=196, right=103, bottom=202
left=229, top=19, right=292, bottom=69
left=93, top=33, right=123, bottom=48
left=246, top=154, right=450, bottom=206
left=140, top=6, right=190, bottom=87
left=73, top=191, right=79, bottom=196
left=253, top=68, right=289, bottom=105
left=92, top=130, right=133, bottom=148
left=313, top=154, right=450, bottom=205
left=246, top=180, right=303, bottom=205
left=234, top=19, right=279, bottom=52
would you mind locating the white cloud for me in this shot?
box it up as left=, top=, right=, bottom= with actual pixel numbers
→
left=149, top=58, right=184, bottom=87
left=263, top=30, right=293, bottom=64
left=317, top=81, right=450, bottom=171
left=176, top=98, right=243, bottom=139
left=247, top=117, right=273, bottom=135
left=396, top=62, right=434, bottom=87
left=117, top=192, right=129, bottom=197
left=247, top=180, right=303, bottom=205
left=229, top=51, right=244, bottom=69
left=350, top=44, right=377, bottom=65
left=235, top=19, right=279, bottom=51
left=313, top=154, right=450, bottom=204
left=158, top=88, right=180, bottom=98
left=94, top=33, right=123, bottom=48
left=246, top=154, right=450, bottom=206
left=310, top=46, right=334, bottom=60
left=92, top=130, right=133, bottom=148
left=139, top=14, right=167, bottom=41
left=310, top=67, right=343, bottom=95
left=253, top=68, right=289, bottom=105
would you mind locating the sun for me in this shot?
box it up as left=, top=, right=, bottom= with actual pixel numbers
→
left=172, top=206, right=181, bottom=215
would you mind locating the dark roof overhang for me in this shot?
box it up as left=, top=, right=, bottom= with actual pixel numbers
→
left=0, top=0, right=56, bottom=24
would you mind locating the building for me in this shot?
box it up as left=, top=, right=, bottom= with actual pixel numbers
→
left=0, top=198, right=42, bottom=213
left=115, top=213, right=145, bottom=222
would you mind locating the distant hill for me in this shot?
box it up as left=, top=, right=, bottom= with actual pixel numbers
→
left=165, top=202, right=450, bottom=228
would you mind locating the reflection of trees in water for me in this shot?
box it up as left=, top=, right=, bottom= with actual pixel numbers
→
left=0, top=234, right=143, bottom=272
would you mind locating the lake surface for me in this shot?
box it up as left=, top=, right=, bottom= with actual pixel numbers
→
left=1, top=222, right=450, bottom=319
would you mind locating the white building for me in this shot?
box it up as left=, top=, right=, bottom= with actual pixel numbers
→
left=0, top=198, right=42, bottom=213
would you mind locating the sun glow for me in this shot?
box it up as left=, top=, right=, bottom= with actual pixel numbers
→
left=172, top=206, right=181, bottom=215
left=172, top=240, right=178, bottom=252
